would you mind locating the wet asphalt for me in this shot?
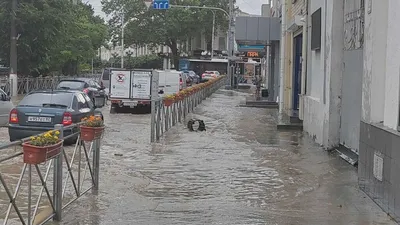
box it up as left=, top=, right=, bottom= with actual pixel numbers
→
left=0, top=90, right=397, bottom=225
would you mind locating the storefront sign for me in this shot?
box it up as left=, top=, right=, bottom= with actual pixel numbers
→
left=246, top=52, right=259, bottom=58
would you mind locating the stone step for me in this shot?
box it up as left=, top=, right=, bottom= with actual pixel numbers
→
left=335, top=145, right=358, bottom=166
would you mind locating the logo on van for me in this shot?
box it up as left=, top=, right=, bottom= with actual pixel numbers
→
left=116, top=73, right=125, bottom=83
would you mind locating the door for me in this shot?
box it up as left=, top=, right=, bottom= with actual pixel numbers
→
left=76, top=93, right=91, bottom=121
left=131, top=71, right=152, bottom=99
left=157, top=71, right=167, bottom=97
left=109, top=70, right=131, bottom=99
left=340, top=0, right=364, bottom=154
left=164, top=72, right=180, bottom=95
left=292, top=34, right=302, bottom=111
left=0, top=89, right=13, bottom=126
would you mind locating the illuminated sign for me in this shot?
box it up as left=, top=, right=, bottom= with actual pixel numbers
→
left=246, top=52, right=259, bottom=57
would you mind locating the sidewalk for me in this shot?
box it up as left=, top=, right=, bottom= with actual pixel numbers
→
left=57, top=89, right=396, bottom=225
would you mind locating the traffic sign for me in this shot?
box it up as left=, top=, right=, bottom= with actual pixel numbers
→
left=153, top=0, right=169, bottom=9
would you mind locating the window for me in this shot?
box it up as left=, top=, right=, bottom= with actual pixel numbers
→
left=57, top=81, right=85, bottom=90
left=72, top=96, right=79, bottom=110
left=76, top=93, right=89, bottom=109
left=19, top=92, right=73, bottom=107
left=102, top=69, right=110, bottom=81
left=82, top=93, right=94, bottom=109
left=311, top=8, right=322, bottom=50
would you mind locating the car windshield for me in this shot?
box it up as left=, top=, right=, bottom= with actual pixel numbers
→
left=57, top=81, right=85, bottom=90
left=19, top=92, right=73, bottom=107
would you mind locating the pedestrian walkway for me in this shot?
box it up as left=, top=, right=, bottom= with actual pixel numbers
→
left=56, top=89, right=395, bottom=225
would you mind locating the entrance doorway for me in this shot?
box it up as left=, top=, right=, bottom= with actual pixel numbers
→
left=292, top=34, right=303, bottom=113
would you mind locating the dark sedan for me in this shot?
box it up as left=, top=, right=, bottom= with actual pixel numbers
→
left=183, top=71, right=200, bottom=85
left=8, top=90, right=103, bottom=143
left=56, top=78, right=106, bottom=108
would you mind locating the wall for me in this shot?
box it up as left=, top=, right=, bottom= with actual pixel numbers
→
left=359, top=0, right=400, bottom=220
left=273, top=41, right=280, bottom=101
left=302, top=0, right=343, bottom=148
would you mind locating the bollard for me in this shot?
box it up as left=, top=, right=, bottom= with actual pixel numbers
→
left=156, top=101, right=161, bottom=141
left=53, top=124, right=63, bottom=221
left=92, top=138, right=100, bottom=192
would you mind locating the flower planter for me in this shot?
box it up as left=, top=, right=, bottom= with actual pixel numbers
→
left=80, top=126, right=105, bottom=142
left=164, top=99, right=174, bottom=107
left=175, top=95, right=184, bottom=101
left=23, top=140, right=63, bottom=165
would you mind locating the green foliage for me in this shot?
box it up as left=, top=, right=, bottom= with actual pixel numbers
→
left=107, top=54, right=163, bottom=69
left=0, top=0, right=108, bottom=76
left=102, top=0, right=230, bottom=68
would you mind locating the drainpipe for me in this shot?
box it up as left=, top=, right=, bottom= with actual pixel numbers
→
left=299, top=0, right=308, bottom=120
left=278, top=0, right=287, bottom=116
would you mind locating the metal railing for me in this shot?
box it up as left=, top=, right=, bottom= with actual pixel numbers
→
left=0, top=123, right=102, bottom=224
left=0, top=74, right=101, bottom=95
left=151, top=76, right=227, bottom=142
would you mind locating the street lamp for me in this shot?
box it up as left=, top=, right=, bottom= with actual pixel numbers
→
left=120, top=15, right=139, bottom=69
left=126, top=48, right=134, bottom=69
left=208, top=10, right=216, bottom=60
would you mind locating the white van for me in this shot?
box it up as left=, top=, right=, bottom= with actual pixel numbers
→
left=109, top=69, right=152, bottom=113
left=155, top=70, right=187, bottom=97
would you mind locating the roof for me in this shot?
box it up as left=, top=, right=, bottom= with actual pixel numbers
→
left=59, top=78, right=92, bottom=82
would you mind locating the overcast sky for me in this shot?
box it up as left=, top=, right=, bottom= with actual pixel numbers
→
left=86, top=0, right=264, bottom=18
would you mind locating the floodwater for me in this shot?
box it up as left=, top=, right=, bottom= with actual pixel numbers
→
left=1, top=90, right=397, bottom=225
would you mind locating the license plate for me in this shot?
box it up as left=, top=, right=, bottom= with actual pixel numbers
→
left=124, top=102, right=137, bottom=108
left=28, top=116, right=51, bottom=123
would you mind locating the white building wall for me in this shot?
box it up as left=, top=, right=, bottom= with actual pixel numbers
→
left=383, top=0, right=400, bottom=129
left=303, top=0, right=343, bottom=148
left=362, top=0, right=388, bottom=124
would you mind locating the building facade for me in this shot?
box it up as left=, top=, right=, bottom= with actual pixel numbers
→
left=359, top=0, right=400, bottom=220
left=276, top=0, right=400, bottom=220
left=279, top=0, right=308, bottom=119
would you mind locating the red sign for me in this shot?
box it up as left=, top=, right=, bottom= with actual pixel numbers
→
left=116, top=73, right=125, bottom=83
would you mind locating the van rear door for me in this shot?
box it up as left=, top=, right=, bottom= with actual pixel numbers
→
left=109, top=70, right=131, bottom=99
left=130, top=71, right=152, bottom=99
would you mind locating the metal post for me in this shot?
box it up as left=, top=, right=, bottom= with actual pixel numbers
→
left=92, top=139, right=100, bottom=191
left=91, top=58, right=94, bottom=76
left=211, top=11, right=216, bottom=60
left=121, top=13, right=125, bottom=69
left=53, top=124, right=63, bottom=221
left=150, top=70, right=159, bottom=142
left=226, top=0, right=235, bottom=89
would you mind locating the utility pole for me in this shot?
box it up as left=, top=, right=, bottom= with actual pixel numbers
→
left=9, top=0, right=18, bottom=96
left=226, top=0, right=235, bottom=89
left=211, top=11, right=215, bottom=60
left=120, top=13, right=125, bottom=69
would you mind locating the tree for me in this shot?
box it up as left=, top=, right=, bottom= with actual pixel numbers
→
left=0, top=0, right=108, bottom=76
left=102, top=0, right=230, bottom=69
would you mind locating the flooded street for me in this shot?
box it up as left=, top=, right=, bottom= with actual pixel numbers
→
left=2, top=90, right=395, bottom=224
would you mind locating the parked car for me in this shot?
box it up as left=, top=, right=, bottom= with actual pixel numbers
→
left=201, top=71, right=220, bottom=82
left=56, top=78, right=106, bottom=108
left=0, top=88, right=14, bottom=127
left=183, top=70, right=200, bottom=85
left=8, top=90, right=103, bottom=143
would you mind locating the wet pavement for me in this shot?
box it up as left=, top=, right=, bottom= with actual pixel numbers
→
left=1, top=90, right=397, bottom=224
